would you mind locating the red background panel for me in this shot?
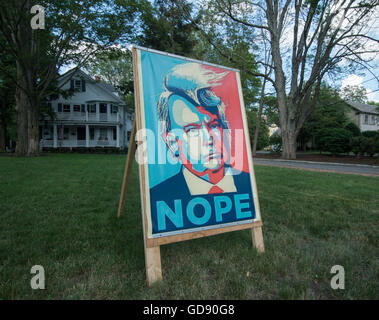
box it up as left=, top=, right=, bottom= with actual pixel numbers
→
left=205, top=66, right=250, bottom=173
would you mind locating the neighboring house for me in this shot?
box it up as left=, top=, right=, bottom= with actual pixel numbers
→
left=268, top=124, right=280, bottom=137
left=39, top=69, right=133, bottom=150
left=345, top=100, right=379, bottom=132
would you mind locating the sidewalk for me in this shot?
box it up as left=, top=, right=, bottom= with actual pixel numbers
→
left=255, top=151, right=379, bottom=166
left=254, top=157, right=379, bottom=177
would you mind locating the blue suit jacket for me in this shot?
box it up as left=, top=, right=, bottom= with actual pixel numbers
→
left=150, top=168, right=252, bottom=200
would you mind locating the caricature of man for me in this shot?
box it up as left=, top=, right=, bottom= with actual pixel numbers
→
left=150, top=63, right=252, bottom=200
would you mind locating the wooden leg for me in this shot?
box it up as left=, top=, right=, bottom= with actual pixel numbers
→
left=145, top=246, right=162, bottom=286
left=251, top=226, right=265, bottom=253
left=117, top=119, right=136, bottom=218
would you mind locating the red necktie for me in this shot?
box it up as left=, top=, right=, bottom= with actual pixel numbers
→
left=208, top=186, right=224, bottom=194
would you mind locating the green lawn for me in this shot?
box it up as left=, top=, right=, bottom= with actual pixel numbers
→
left=0, top=153, right=378, bottom=299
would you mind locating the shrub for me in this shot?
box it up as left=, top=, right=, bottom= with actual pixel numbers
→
left=362, top=130, right=379, bottom=139
left=350, top=136, right=367, bottom=157
left=350, top=136, right=378, bottom=157
left=316, top=128, right=353, bottom=155
left=345, top=122, right=361, bottom=137
left=269, top=133, right=282, bottom=153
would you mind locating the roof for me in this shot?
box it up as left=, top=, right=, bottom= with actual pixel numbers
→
left=98, top=83, right=118, bottom=93
left=58, top=68, right=126, bottom=105
left=345, top=100, right=379, bottom=115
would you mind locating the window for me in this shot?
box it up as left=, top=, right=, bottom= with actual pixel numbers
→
left=113, top=127, right=117, bottom=140
left=87, top=104, right=96, bottom=113
left=73, top=104, right=80, bottom=112
left=90, top=128, right=94, bottom=140
left=58, top=127, right=63, bottom=140
left=370, top=115, right=375, bottom=125
left=81, top=104, right=85, bottom=113
left=63, top=104, right=70, bottom=113
left=111, top=105, right=118, bottom=113
left=74, top=80, right=81, bottom=90
left=364, top=114, right=368, bottom=124
left=63, top=128, right=69, bottom=140
left=99, top=128, right=108, bottom=140
left=127, top=131, right=131, bottom=141
left=58, top=103, right=62, bottom=112
left=43, top=127, right=53, bottom=140
left=100, top=103, right=107, bottom=114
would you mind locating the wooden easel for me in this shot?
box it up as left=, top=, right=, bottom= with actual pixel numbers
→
left=117, top=46, right=264, bottom=287
left=117, top=118, right=136, bottom=219
left=117, top=130, right=264, bottom=286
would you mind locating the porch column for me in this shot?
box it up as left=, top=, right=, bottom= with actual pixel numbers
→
left=107, top=103, right=111, bottom=121
left=96, top=103, right=100, bottom=121
left=116, top=125, right=120, bottom=148
left=86, top=124, right=90, bottom=148
left=53, top=124, right=58, bottom=148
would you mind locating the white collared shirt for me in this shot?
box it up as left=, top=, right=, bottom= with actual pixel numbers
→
left=183, top=167, right=237, bottom=195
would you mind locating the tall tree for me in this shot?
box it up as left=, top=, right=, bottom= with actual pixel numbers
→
left=0, top=50, right=16, bottom=151
left=195, top=0, right=379, bottom=159
left=298, top=84, right=349, bottom=149
left=340, top=84, right=368, bottom=103
left=136, top=0, right=197, bottom=56
left=0, top=0, right=136, bottom=156
left=84, top=49, right=134, bottom=108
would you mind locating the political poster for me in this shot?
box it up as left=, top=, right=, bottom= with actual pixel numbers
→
left=133, top=46, right=262, bottom=246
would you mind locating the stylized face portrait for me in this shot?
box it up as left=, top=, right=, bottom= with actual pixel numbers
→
left=166, top=95, right=226, bottom=176
left=136, top=48, right=260, bottom=238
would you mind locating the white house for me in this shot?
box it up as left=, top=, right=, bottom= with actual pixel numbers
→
left=39, top=69, right=133, bottom=150
left=345, top=100, right=379, bottom=132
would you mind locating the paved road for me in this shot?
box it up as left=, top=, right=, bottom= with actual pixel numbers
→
left=254, top=158, right=379, bottom=177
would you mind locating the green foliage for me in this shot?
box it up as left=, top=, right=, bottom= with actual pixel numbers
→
left=362, top=130, right=379, bottom=139
left=135, top=0, right=197, bottom=56
left=352, top=131, right=379, bottom=157
left=340, top=85, right=368, bottom=103
left=262, top=95, right=280, bottom=127
left=269, top=133, right=282, bottom=153
left=345, top=122, right=361, bottom=137
left=316, top=128, right=353, bottom=155
left=350, top=135, right=378, bottom=157
left=246, top=109, right=270, bottom=150
left=300, top=84, right=350, bottom=148
left=84, top=50, right=134, bottom=108
left=192, top=35, right=261, bottom=109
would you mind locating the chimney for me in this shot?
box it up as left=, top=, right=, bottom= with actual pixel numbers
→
left=95, top=75, right=100, bottom=82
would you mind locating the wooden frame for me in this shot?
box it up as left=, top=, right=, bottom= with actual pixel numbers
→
left=118, top=46, right=264, bottom=286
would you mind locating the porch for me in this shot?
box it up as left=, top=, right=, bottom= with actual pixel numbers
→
left=39, top=124, right=122, bottom=149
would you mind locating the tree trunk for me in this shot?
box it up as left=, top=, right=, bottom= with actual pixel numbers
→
left=0, top=95, right=7, bottom=151
left=0, top=120, right=6, bottom=151
left=28, top=96, right=40, bottom=156
left=281, top=128, right=297, bottom=159
left=13, top=1, right=40, bottom=157
left=15, top=70, right=30, bottom=156
left=252, top=77, right=267, bottom=156
left=15, top=66, right=40, bottom=156
left=252, top=114, right=262, bottom=156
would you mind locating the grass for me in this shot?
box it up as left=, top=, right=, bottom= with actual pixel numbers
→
left=0, top=153, right=378, bottom=299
